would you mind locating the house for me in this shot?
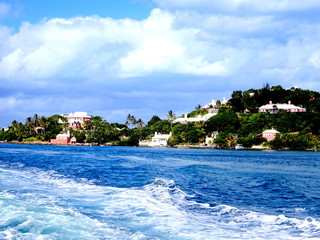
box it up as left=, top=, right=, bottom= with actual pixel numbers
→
left=50, top=132, right=71, bottom=144
left=259, top=101, right=306, bottom=114
left=70, top=137, right=77, bottom=144
left=60, top=112, right=92, bottom=129
left=173, top=109, right=219, bottom=124
left=174, top=97, right=228, bottom=124
left=202, top=97, right=229, bottom=109
left=205, top=131, right=219, bottom=144
left=262, top=129, right=280, bottom=141
left=34, top=127, right=45, bottom=133
left=151, top=132, right=172, bottom=146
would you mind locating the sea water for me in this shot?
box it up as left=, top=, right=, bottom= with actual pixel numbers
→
left=0, top=144, right=320, bottom=239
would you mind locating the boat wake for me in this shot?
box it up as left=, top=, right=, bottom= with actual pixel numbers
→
left=0, top=165, right=319, bottom=240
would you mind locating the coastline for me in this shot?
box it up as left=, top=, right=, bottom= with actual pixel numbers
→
left=0, top=141, right=109, bottom=147
left=1, top=141, right=318, bottom=151
left=0, top=140, right=270, bottom=150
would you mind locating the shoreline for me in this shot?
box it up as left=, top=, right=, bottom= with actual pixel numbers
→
left=1, top=141, right=318, bottom=151
left=0, top=141, right=107, bottom=147
left=0, top=140, right=273, bottom=150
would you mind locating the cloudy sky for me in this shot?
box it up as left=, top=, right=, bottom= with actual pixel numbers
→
left=1, top=0, right=320, bottom=126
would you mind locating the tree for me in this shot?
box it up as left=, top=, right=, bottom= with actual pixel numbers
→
left=206, top=109, right=240, bottom=134
left=136, top=119, right=144, bottom=128
left=263, top=82, right=270, bottom=91
left=195, top=104, right=201, bottom=110
left=39, top=116, right=48, bottom=132
left=229, top=90, right=243, bottom=112
left=33, top=114, right=40, bottom=127
left=166, top=110, right=176, bottom=131
left=147, top=115, right=162, bottom=126
left=150, top=120, right=171, bottom=134
left=126, top=114, right=137, bottom=128
left=215, top=100, right=221, bottom=108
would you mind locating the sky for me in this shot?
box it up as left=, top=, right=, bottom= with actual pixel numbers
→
left=1, top=0, right=320, bottom=127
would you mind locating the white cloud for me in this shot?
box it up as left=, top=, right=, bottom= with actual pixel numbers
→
left=153, top=0, right=320, bottom=12
left=309, top=52, right=320, bottom=69
left=0, top=8, right=243, bottom=83
left=0, top=7, right=319, bottom=86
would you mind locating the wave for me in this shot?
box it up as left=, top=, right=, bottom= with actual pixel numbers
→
left=0, top=166, right=320, bottom=239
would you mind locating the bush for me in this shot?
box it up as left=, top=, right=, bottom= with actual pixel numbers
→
left=22, top=137, right=39, bottom=142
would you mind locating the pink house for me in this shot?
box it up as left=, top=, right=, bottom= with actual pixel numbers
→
left=262, top=129, right=280, bottom=142
left=50, top=133, right=70, bottom=144
left=60, top=112, right=92, bottom=129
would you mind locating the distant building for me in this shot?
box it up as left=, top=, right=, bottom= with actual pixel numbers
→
left=173, top=109, right=219, bottom=124
left=203, top=97, right=229, bottom=109
left=205, top=131, right=219, bottom=144
left=262, top=129, right=280, bottom=142
left=60, top=112, right=92, bottom=129
left=70, top=137, right=77, bottom=144
left=259, top=101, right=306, bottom=114
left=174, top=97, right=227, bottom=124
left=1, top=127, right=9, bottom=132
left=50, top=130, right=77, bottom=144
left=50, top=131, right=71, bottom=144
left=151, top=132, right=172, bottom=146
left=34, top=127, right=45, bottom=134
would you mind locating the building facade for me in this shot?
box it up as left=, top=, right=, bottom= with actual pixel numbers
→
left=61, top=112, right=92, bottom=129
left=173, top=110, right=219, bottom=124
left=262, top=129, right=280, bottom=141
left=50, top=133, right=71, bottom=144
left=151, top=132, right=172, bottom=146
left=259, top=101, right=306, bottom=114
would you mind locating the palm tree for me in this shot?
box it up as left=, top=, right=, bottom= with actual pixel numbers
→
left=131, top=116, right=137, bottom=128
left=11, top=120, right=19, bottom=132
left=126, top=114, right=137, bottom=128
left=125, top=114, right=132, bottom=127
left=166, top=110, right=176, bottom=131
left=25, top=117, right=35, bottom=135
left=25, top=117, right=32, bottom=125
left=216, top=100, right=221, bottom=108
left=195, top=104, right=202, bottom=110
left=136, top=119, right=144, bottom=128
left=136, top=118, right=144, bottom=139
left=38, top=116, right=48, bottom=133
left=33, top=114, right=40, bottom=127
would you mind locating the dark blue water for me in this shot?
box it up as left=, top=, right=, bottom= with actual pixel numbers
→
left=0, top=143, right=320, bottom=239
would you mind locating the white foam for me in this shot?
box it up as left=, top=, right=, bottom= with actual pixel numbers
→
left=1, top=166, right=320, bottom=239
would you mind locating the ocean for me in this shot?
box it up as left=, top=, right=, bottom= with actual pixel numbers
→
left=0, top=143, right=319, bottom=240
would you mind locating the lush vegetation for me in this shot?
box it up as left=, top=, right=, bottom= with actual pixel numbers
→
left=2, top=85, right=320, bottom=150
left=229, top=84, right=320, bottom=113
left=0, top=114, right=139, bottom=146
left=0, top=114, right=66, bottom=142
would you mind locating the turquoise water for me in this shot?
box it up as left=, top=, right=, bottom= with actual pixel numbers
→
left=0, top=143, right=320, bottom=239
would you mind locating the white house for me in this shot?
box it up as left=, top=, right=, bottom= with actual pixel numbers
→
left=205, top=131, right=219, bottom=144
left=174, top=97, right=228, bottom=124
left=151, top=132, right=172, bottom=146
left=203, top=97, right=229, bottom=109
left=259, top=101, right=306, bottom=114
left=173, top=110, right=219, bottom=124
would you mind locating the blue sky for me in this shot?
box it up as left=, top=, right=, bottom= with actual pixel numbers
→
left=1, top=0, right=155, bottom=28
left=1, top=0, right=320, bottom=126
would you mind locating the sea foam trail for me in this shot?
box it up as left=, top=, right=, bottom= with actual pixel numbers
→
left=0, top=166, right=320, bottom=240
